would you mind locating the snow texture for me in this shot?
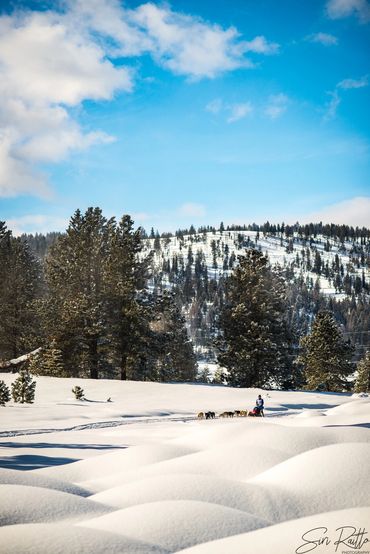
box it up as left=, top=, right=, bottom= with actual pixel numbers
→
left=0, top=373, right=369, bottom=553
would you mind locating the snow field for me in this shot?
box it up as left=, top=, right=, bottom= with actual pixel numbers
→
left=0, top=375, right=369, bottom=553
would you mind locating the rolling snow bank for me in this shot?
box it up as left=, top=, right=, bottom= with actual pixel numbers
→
left=0, top=374, right=369, bottom=553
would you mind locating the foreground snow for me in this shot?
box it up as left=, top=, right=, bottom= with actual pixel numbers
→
left=0, top=374, right=369, bottom=553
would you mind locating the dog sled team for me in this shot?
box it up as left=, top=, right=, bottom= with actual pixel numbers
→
left=197, top=395, right=265, bottom=420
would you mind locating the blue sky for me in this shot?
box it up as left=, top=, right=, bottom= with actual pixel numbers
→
left=0, top=0, right=369, bottom=234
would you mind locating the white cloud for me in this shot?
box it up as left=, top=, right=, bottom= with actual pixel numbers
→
left=6, top=215, right=69, bottom=236
left=322, top=75, right=368, bottom=122
left=205, top=99, right=223, bottom=114
left=0, top=9, right=131, bottom=198
left=66, top=0, right=151, bottom=57
left=323, top=90, right=341, bottom=121
left=264, top=93, right=289, bottom=119
left=304, top=197, right=370, bottom=228
left=132, top=211, right=152, bottom=222
left=227, top=102, right=254, bottom=123
left=337, top=75, right=368, bottom=89
left=0, top=131, right=50, bottom=199
left=307, top=32, right=338, bottom=45
left=326, top=0, right=370, bottom=22
left=179, top=203, right=206, bottom=217
left=131, top=4, right=277, bottom=79
left=240, top=35, right=279, bottom=55
left=0, top=1, right=280, bottom=198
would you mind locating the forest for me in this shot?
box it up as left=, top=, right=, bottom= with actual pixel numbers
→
left=1, top=208, right=369, bottom=392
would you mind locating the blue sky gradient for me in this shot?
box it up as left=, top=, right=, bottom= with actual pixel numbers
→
left=0, top=0, right=369, bottom=233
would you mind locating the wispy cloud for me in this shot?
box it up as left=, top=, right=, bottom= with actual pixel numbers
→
left=326, top=0, right=370, bottom=23
left=227, top=102, right=254, bottom=123
left=323, top=90, right=341, bottom=121
left=6, top=214, right=69, bottom=236
left=240, top=35, right=279, bottom=55
left=264, top=93, right=289, bottom=119
left=303, top=196, right=370, bottom=228
left=337, top=75, right=368, bottom=89
left=205, top=98, right=223, bottom=114
left=132, top=211, right=152, bottom=223
left=306, top=32, right=338, bottom=46
left=323, top=74, right=368, bottom=121
left=179, top=203, right=206, bottom=217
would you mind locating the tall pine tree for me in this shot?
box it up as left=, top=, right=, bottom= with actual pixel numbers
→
left=149, top=292, right=197, bottom=382
left=103, top=215, right=150, bottom=380
left=217, top=250, right=291, bottom=388
left=42, top=208, right=150, bottom=379
left=0, top=222, right=42, bottom=361
left=297, top=311, right=353, bottom=391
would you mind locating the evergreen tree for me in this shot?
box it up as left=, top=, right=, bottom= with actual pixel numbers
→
left=103, top=215, right=150, bottom=380
left=150, top=292, right=197, bottom=382
left=0, top=380, right=11, bottom=406
left=29, top=340, right=67, bottom=377
left=197, top=365, right=211, bottom=383
left=72, top=385, right=85, bottom=400
left=212, top=367, right=226, bottom=384
left=297, top=311, right=354, bottom=391
left=217, top=250, right=291, bottom=388
left=41, top=208, right=149, bottom=380
left=354, top=352, right=370, bottom=393
left=42, top=208, right=112, bottom=379
left=0, top=223, right=42, bottom=360
left=11, top=370, right=36, bottom=403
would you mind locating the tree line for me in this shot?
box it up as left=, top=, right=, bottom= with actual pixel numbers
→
left=1, top=208, right=369, bottom=393
left=0, top=209, right=196, bottom=382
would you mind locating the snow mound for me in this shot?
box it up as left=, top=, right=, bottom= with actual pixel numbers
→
left=37, top=443, right=194, bottom=483
left=173, top=420, right=339, bottom=456
left=0, top=484, right=111, bottom=525
left=0, top=523, right=170, bottom=554
left=0, top=467, right=90, bottom=496
left=326, top=398, right=370, bottom=415
left=250, top=442, right=370, bottom=516
left=85, top=442, right=289, bottom=491
left=177, top=506, right=370, bottom=554
left=79, top=500, right=270, bottom=552
left=295, top=410, right=326, bottom=418
left=352, top=392, right=368, bottom=398
left=91, top=473, right=285, bottom=522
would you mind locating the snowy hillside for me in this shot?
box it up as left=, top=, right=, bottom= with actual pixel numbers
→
left=142, top=229, right=370, bottom=299
left=0, top=374, right=369, bottom=553
left=140, top=228, right=370, bottom=363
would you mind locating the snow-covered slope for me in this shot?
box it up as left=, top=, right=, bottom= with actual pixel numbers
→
left=142, top=229, right=370, bottom=299
left=0, top=374, right=369, bottom=553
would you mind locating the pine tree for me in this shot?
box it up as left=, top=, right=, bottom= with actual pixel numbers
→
left=354, top=352, right=370, bottom=393
left=0, top=223, right=42, bottom=360
left=72, top=385, right=84, bottom=400
left=297, top=311, right=354, bottom=391
left=212, top=367, right=226, bottom=384
left=150, top=292, right=197, bottom=382
left=197, top=365, right=211, bottom=383
left=103, top=215, right=151, bottom=380
left=217, top=250, right=291, bottom=388
left=0, top=380, right=11, bottom=406
left=29, top=340, right=66, bottom=377
left=42, top=208, right=112, bottom=379
left=11, top=371, right=36, bottom=403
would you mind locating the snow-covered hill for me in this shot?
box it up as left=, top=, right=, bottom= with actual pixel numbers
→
left=142, top=229, right=370, bottom=300
left=0, top=374, right=369, bottom=553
